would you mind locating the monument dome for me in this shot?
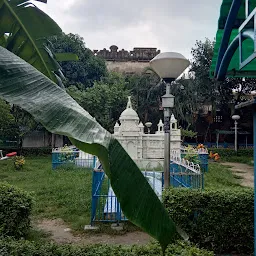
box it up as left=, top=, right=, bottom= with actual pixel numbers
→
left=119, top=96, right=139, bottom=121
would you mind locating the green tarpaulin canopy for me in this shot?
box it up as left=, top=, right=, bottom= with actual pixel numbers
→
left=210, top=0, right=256, bottom=78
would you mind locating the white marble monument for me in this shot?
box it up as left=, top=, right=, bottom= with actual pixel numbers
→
left=113, top=97, right=181, bottom=169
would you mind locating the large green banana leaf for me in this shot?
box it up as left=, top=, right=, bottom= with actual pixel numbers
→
left=0, top=0, right=78, bottom=84
left=0, top=46, right=183, bottom=252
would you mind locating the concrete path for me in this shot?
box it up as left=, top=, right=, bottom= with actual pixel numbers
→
left=221, top=162, right=254, bottom=188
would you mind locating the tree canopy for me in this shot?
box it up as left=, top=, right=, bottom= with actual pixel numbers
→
left=50, top=33, right=107, bottom=89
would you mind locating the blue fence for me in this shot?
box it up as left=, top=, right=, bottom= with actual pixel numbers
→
left=170, top=161, right=204, bottom=189
left=198, top=154, right=209, bottom=172
left=52, top=151, right=79, bottom=169
left=52, top=150, right=97, bottom=169
left=91, top=164, right=203, bottom=224
left=91, top=170, right=164, bottom=224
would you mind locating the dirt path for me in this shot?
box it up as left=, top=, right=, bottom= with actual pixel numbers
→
left=221, top=162, right=254, bottom=188
left=35, top=219, right=151, bottom=245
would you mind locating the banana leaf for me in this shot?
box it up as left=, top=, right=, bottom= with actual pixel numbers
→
left=0, top=46, right=185, bottom=252
left=0, top=0, right=78, bottom=84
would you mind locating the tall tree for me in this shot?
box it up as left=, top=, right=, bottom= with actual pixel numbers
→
left=126, top=71, right=163, bottom=132
left=185, top=38, right=256, bottom=141
left=50, top=33, right=107, bottom=89
left=78, top=72, right=129, bottom=132
left=0, top=99, right=17, bottom=139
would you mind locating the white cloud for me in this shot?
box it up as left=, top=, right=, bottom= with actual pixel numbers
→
left=36, top=0, right=223, bottom=58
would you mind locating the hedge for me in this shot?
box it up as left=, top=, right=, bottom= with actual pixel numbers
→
left=0, top=183, right=33, bottom=238
left=163, top=188, right=253, bottom=254
left=20, top=147, right=52, bottom=156
left=208, top=148, right=253, bottom=158
left=1, top=147, right=52, bottom=156
left=0, top=239, right=213, bottom=256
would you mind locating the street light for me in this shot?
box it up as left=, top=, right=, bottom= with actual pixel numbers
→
left=232, top=115, right=240, bottom=152
left=145, top=122, right=152, bottom=134
left=150, top=52, right=190, bottom=188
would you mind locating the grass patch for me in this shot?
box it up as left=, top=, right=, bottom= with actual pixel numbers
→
left=204, top=162, right=242, bottom=189
left=221, top=156, right=254, bottom=166
left=0, top=156, right=92, bottom=231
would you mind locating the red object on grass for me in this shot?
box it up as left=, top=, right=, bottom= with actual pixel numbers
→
left=6, top=152, right=17, bottom=157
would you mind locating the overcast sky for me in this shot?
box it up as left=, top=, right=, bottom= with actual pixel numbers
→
left=36, top=0, right=223, bottom=59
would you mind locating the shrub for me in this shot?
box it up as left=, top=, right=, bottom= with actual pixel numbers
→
left=163, top=188, right=253, bottom=254
left=209, top=148, right=253, bottom=158
left=13, top=156, right=25, bottom=170
left=21, top=147, right=52, bottom=156
left=0, top=183, right=33, bottom=238
left=0, top=239, right=213, bottom=255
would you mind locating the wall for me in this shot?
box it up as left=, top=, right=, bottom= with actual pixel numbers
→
left=107, top=61, right=150, bottom=74
left=22, top=131, right=63, bottom=148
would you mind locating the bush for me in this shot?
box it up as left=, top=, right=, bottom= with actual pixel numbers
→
left=0, top=239, right=213, bottom=255
left=163, top=188, right=253, bottom=254
left=1, top=147, right=52, bottom=156
left=0, top=183, right=33, bottom=238
left=20, top=147, right=52, bottom=156
left=208, top=148, right=253, bottom=158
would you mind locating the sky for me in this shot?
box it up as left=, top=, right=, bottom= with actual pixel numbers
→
left=36, top=0, right=223, bottom=59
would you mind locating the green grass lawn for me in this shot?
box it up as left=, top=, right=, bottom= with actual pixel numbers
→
left=0, top=156, right=92, bottom=231
left=204, top=162, right=242, bottom=189
left=0, top=155, right=246, bottom=233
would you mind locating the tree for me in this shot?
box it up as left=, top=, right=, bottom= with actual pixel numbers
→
left=0, top=99, right=17, bottom=139
left=78, top=72, right=129, bottom=132
left=126, top=71, right=163, bottom=132
left=50, top=33, right=107, bottom=89
left=0, top=0, right=79, bottom=147
left=0, top=0, right=77, bottom=86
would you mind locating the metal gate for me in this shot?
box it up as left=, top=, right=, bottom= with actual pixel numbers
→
left=91, top=170, right=163, bottom=224
left=91, top=154, right=203, bottom=224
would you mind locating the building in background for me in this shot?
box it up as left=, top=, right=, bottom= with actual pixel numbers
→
left=94, top=45, right=160, bottom=74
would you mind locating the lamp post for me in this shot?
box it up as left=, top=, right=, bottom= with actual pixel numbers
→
left=232, top=115, right=240, bottom=152
left=145, top=122, right=152, bottom=134
left=150, top=52, right=189, bottom=188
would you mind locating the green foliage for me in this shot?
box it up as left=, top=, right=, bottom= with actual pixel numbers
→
left=20, top=147, right=52, bottom=156
left=13, top=156, right=25, bottom=170
left=78, top=72, right=130, bottom=132
left=0, top=157, right=92, bottom=230
left=181, top=129, right=197, bottom=142
left=0, top=0, right=66, bottom=85
left=0, top=239, right=213, bottom=256
left=0, top=183, right=33, bottom=238
left=50, top=33, right=107, bottom=88
left=209, top=148, right=253, bottom=157
left=163, top=188, right=253, bottom=254
left=125, top=72, right=163, bottom=132
left=182, top=145, right=200, bottom=164
left=0, top=99, right=17, bottom=138
left=204, top=163, right=241, bottom=189
left=0, top=47, right=180, bottom=251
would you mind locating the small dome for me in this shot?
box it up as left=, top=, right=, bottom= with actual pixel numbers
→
left=170, top=114, right=177, bottom=123
left=120, top=96, right=139, bottom=121
left=120, top=108, right=139, bottom=120
left=158, top=119, right=163, bottom=126
left=138, top=122, right=144, bottom=128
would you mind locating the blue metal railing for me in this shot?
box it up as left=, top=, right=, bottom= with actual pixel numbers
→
left=91, top=165, right=203, bottom=224
left=52, top=150, right=96, bottom=169
left=170, top=162, right=204, bottom=189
